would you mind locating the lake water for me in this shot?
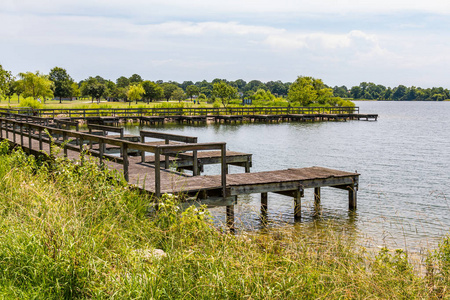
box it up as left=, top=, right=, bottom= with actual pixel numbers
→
left=124, top=101, right=450, bottom=252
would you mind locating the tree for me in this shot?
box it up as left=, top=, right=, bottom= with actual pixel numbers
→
left=212, top=81, right=237, bottom=108
left=185, top=85, right=200, bottom=101
left=49, top=67, right=74, bottom=103
left=71, top=82, right=81, bottom=99
left=333, top=86, right=349, bottom=98
left=180, top=81, right=194, bottom=91
left=116, top=76, right=130, bottom=88
left=0, top=64, right=12, bottom=100
left=104, top=80, right=118, bottom=101
left=142, top=81, right=164, bottom=102
left=172, top=87, right=186, bottom=102
left=266, top=80, right=288, bottom=96
left=80, top=77, right=106, bottom=103
left=244, top=80, right=266, bottom=92
left=250, top=89, right=275, bottom=101
left=18, top=71, right=54, bottom=102
left=127, top=84, right=145, bottom=104
left=288, top=76, right=338, bottom=106
left=129, top=74, right=143, bottom=85
left=162, top=83, right=178, bottom=101
left=233, top=79, right=247, bottom=92
left=392, top=85, right=408, bottom=101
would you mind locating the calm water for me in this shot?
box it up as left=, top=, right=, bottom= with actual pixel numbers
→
left=125, top=101, right=450, bottom=251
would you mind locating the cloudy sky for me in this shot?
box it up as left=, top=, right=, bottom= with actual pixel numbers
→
left=1, top=0, right=449, bottom=88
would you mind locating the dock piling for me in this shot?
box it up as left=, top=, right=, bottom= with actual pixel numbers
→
left=294, top=189, right=304, bottom=221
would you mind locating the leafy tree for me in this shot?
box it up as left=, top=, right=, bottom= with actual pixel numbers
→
left=71, top=82, right=81, bottom=99
left=162, top=83, right=178, bottom=102
left=80, top=77, right=106, bottom=103
left=129, top=74, right=143, bottom=85
left=172, top=87, right=186, bottom=102
left=185, top=85, right=200, bottom=101
left=244, top=80, right=266, bottom=92
left=127, top=84, right=145, bottom=104
left=333, top=86, right=349, bottom=98
left=116, top=76, right=130, bottom=88
left=350, top=86, right=363, bottom=99
left=49, top=67, right=74, bottom=103
left=251, top=89, right=275, bottom=101
left=94, top=75, right=106, bottom=84
left=18, top=71, right=54, bottom=101
left=288, top=76, right=338, bottom=106
left=212, top=81, right=237, bottom=108
left=104, top=80, right=118, bottom=101
left=232, top=79, right=247, bottom=92
left=4, top=75, right=17, bottom=103
left=180, top=81, right=194, bottom=91
left=266, top=80, right=288, bottom=96
left=142, top=81, right=164, bottom=102
left=392, top=85, right=407, bottom=101
left=0, top=64, right=12, bottom=100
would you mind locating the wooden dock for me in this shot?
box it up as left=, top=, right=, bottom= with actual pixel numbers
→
left=0, top=107, right=378, bottom=125
left=0, top=115, right=361, bottom=230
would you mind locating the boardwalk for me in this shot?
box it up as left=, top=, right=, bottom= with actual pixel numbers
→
left=0, top=114, right=361, bottom=229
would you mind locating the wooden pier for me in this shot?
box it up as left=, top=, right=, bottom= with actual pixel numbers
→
left=0, top=114, right=361, bottom=230
left=0, top=107, right=378, bottom=125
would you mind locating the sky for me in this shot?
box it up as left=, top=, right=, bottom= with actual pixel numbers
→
left=1, top=0, right=450, bottom=88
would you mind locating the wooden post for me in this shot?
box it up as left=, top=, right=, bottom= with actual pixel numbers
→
left=155, top=147, right=161, bottom=198
left=245, top=160, right=251, bottom=173
left=221, top=144, right=227, bottom=197
left=28, top=124, right=32, bottom=153
left=38, top=128, right=43, bottom=150
left=294, top=189, right=303, bottom=221
left=349, top=185, right=357, bottom=210
left=140, top=132, right=145, bottom=162
left=5, top=120, right=8, bottom=139
left=12, top=121, right=16, bottom=144
left=226, top=205, right=235, bottom=233
left=122, top=143, right=129, bottom=182
left=88, top=128, right=93, bottom=149
left=193, top=150, right=198, bottom=176
left=261, top=192, right=268, bottom=216
left=0, top=119, right=3, bottom=139
left=62, top=132, right=68, bottom=157
left=99, top=139, right=104, bottom=165
left=314, top=187, right=321, bottom=206
left=164, top=138, right=169, bottom=169
left=20, top=124, right=23, bottom=146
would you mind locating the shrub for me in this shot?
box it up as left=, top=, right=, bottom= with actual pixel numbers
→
left=18, top=97, right=43, bottom=109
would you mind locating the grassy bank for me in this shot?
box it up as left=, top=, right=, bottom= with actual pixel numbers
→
left=0, top=141, right=449, bottom=299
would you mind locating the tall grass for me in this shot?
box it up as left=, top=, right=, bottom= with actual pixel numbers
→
left=0, top=140, right=449, bottom=298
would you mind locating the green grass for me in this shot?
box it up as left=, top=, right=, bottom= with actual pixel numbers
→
left=0, top=140, right=449, bottom=298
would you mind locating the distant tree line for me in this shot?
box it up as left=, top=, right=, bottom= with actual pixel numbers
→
left=2, top=65, right=445, bottom=107
left=333, top=82, right=450, bottom=101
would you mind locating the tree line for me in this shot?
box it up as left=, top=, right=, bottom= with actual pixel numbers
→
left=2, top=65, right=446, bottom=107
left=333, top=82, right=450, bottom=101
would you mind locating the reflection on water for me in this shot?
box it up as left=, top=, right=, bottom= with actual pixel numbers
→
left=123, top=101, right=450, bottom=252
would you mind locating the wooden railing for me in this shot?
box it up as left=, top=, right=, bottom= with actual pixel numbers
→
left=0, top=117, right=227, bottom=198
left=140, top=130, right=199, bottom=174
left=0, top=106, right=359, bottom=118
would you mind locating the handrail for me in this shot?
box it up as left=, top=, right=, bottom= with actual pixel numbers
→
left=0, top=106, right=359, bottom=118
left=140, top=130, right=199, bottom=174
left=0, top=117, right=227, bottom=199
left=88, top=124, right=124, bottom=137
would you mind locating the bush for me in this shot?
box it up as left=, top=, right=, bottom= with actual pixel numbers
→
left=18, top=97, right=43, bottom=109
